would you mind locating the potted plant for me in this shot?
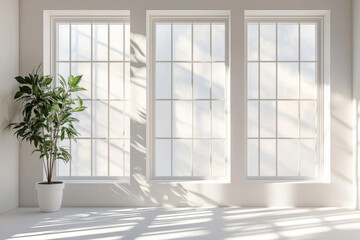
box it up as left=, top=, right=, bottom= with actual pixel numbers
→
left=7, top=67, right=86, bottom=212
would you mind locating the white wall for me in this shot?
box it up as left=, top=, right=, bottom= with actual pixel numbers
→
left=19, top=0, right=354, bottom=207
left=0, top=0, right=20, bottom=213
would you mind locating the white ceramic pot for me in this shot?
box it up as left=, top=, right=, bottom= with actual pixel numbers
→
left=35, top=182, right=65, bottom=212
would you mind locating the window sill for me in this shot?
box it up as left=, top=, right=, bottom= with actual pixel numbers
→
left=148, top=179, right=231, bottom=184
left=245, top=179, right=330, bottom=184
left=52, top=179, right=130, bottom=184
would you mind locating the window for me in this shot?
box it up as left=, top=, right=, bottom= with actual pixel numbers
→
left=147, top=11, right=230, bottom=181
left=44, top=11, right=130, bottom=182
left=245, top=11, right=330, bottom=181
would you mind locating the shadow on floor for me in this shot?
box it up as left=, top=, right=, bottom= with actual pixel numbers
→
left=1, top=207, right=360, bottom=240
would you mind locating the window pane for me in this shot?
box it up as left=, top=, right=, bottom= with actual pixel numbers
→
left=260, top=101, right=276, bottom=137
left=73, top=100, right=91, bottom=138
left=278, top=62, right=299, bottom=99
left=93, top=139, right=108, bottom=176
left=56, top=62, right=70, bottom=87
left=301, top=63, right=317, bottom=99
left=156, top=63, right=171, bottom=99
left=57, top=139, right=70, bottom=176
left=260, top=24, right=276, bottom=61
left=193, top=101, right=210, bottom=138
left=212, top=101, right=226, bottom=138
left=301, top=24, right=316, bottom=61
left=247, top=23, right=258, bottom=61
left=93, top=63, right=108, bottom=99
left=109, top=63, right=124, bottom=99
left=173, top=63, right=192, bottom=99
left=71, top=62, right=91, bottom=99
left=260, top=63, right=276, bottom=99
left=300, top=101, right=317, bottom=138
left=93, top=101, right=108, bottom=138
left=193, top=24, right=210, bottom=61
left=173, top=101, right=192, bottom=138
left=193, top=140, right=210, bottom=176
left=156, top=101, right=171, bottom=138
left=156, top=24, right=171, bottom=61
left=93, top=24, right=108, bottom=61
left=247, top=101, right=258, bottom=138
left=125, top=24, right=130, bottom=61
left=212, top=23, right=225, bottom=61
left=173, top=24, right=192, bottom=61
left=212, top=139, right=226, bottom=176
left=278, top=139, right=299, bottom=176
left=173, top=139, right=192, bottom=176
left=71, top=24, right=91, bottom=61
left=212, top=62, right=226, bottom=99
left=57, top=24, right=70, bottom=61
left=260, top=139, right=276, bottom=176
left=109, top=140, right=124, bottom=176
left=278, top=24, right=299, bottom=61
left=278, top=101, right=299, bottom=138
left=109, top=24, right=124, bottom=61
left=109, top=101, right=124, bottom=138
left=71, top=139, right=91, bottom=176
left=193, top=63, right=210, bottom=99
left=300, top=140, right=317, bottom=176
left=156, top=139, right=171, bottom=176
left=247, top=63, right=258, bottom=99
left=247, top=139, right=258, bottom=176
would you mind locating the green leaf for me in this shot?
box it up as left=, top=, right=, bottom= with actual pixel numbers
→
left=61, top=130, right=65, bottom=140
left=24, top=76, right=32, bottom=84
left=72, top=106, right=86, bottom=112
left=68, top=75, right=75, bottom=87
left=70, top=87, right=86, bottom=92
left=77, top=96, right=83, bottom=106
left=58, top=75, right=66, bottom=87
left=15, top=76, right=27, bottom=84
left=44, top=77, right=53, bottom=85
left=19, top=86, right=31, bottom=94
left=32, top=84, right=39, bottom=95
left=73, top=75, right=82, bottom=87
left=14, top=91, right=24, bottom=99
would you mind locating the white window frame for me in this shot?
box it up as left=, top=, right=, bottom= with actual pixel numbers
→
left=146, top=10, right=231, bottom=183
left=244, top=10, right=330, bottom=183
left=43, top=10, right=131, bottom=183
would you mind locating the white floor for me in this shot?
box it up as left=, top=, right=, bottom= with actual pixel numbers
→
left=1, top=208, right=360, bottom=240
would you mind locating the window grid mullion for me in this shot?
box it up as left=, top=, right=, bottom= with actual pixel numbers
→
left=191, top=23, right=194, bottom=177
left=275, top=23, right=279, bottom=176
left=257, top=23, right=260, bottom=176
left=210, top=22, right=213, bottom=177
left=247, top=60, right=316, bottom=63
left=298, top=22, right=301, bottom=177
left=248, top=137, right=316, bottom=140
left=56, top=60, right=130, bottom=63
left=90, top=22, right=94, bottom=177
left=248, top=98, right=316, bottom=101
left=107, top=22, right=111, bottom=177
left=170, top=23, right=174, bottom=177
left=69, top=22, right=73, bottom=177
left=123, top=23, right=126, bottom=177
